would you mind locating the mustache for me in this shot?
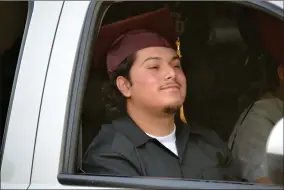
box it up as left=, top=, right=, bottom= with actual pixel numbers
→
left=160, top=82, right=181, bottom=89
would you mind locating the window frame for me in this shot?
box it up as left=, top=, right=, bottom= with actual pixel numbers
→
left=58, top=0, right=284, bottom=189
left=59, top=0, right=114, bottom=174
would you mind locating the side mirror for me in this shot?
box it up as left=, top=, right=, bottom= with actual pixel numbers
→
left=265, top=118, right=283, bottom=186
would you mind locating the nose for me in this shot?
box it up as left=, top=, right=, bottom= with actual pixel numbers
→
left=164, top=64, right=176, bottom=80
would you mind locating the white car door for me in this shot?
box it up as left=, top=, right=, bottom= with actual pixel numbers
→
left=0, top=1, right=63, bottom=189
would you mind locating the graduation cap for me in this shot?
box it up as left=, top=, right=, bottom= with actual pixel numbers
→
left=93, top=7, right=188, bottom=123
left=93, top=7, right=181, bottom=75
left=255, top=12, right=284, bottom=67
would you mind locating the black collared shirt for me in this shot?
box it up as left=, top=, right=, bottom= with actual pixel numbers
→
left=82, top=116, right=235, bottom=180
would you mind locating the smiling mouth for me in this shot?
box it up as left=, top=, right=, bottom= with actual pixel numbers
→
left=161, top=85, right=180, bottom=90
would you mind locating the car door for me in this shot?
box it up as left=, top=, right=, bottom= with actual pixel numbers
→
left=29, top=0, right=283, bottom=189
left=0, top=1, right=63, bottom=189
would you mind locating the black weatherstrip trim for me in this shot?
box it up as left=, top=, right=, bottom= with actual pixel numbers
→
left=236, top=0, right=284, bottom=19
left=27, top=2, right=65, bottom=188
left=61, top=0, right=113, bottom=173
left=62, top=0, right=98, bottom=173
left=0, top=1, right=34, bottom=167
left=58, top=173, right=283, bottom=189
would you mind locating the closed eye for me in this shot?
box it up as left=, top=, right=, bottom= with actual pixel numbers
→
left=149, top=66, right=159, bottom=69
left=172, top=57, right=181, bottom=68
left=173, top=63, right=182, bottom=69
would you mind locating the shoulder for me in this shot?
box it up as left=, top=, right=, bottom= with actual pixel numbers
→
left=85, top=121, right=136, bottom=158
left=230, top=96, right=283, bottom=142
left=233, top=96, right=283, bottom=137
left=250, top=94, right=283, bottom=118
left=82, top=122, right=142, bottom=175
left=84, top=123, right=116, bottom=154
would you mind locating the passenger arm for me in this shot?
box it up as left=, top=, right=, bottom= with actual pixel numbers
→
left=233, top=109, right=274, bottom=183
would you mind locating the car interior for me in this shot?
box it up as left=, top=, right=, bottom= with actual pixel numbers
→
left=78, top=1, right=282, bottom=175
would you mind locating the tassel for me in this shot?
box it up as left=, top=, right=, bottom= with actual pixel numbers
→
left=177, top=37, right=186, bottom=123
left=176, top=37, right=182, bottom=58
left=180, top=105, right=187, bottom=124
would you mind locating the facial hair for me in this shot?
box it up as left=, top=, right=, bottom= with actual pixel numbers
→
left=162, top=104, right=181, bottom=115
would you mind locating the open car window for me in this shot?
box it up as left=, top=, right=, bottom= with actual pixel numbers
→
left=39, top=1, right=284, bottom=189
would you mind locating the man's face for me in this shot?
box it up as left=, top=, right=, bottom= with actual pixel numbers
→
left=117, top=46, right=187, bottom=114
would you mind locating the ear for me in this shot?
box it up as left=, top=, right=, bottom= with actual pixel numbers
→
left=116, top=76, right=132, bottom=98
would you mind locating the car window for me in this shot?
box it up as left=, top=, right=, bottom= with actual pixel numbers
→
left=31, top=1, right=284, bottom=189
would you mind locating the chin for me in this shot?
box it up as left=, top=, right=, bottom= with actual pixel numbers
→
left=164, top=99, right=183, bottom=107
left=163, top=98, right=184, bottom=106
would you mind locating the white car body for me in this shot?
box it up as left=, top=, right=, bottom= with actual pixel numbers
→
left=1, top=1, right=283, bottom=189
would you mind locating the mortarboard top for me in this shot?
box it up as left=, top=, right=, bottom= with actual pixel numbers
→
left=255, top=11, right=284, bottom=66
left=92, top=7, right=178, bottom=75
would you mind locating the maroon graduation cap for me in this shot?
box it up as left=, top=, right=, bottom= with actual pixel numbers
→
left=92, top=7, right=179, bottom=75
left=256, top=11, right=284, bottom=66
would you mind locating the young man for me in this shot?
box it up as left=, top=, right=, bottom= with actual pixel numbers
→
left=228, top=12, right=284, bottom=184
left=83, top=8, right=232, bottom=180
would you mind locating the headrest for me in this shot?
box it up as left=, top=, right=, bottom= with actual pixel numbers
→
left=207, top=18, right=246, bottom=47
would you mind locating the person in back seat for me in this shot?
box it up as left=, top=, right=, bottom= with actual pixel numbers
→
left=228, top=62, right=284, bottom=184
left=82, top=8, right=234, bottom=180
left=228, top=12, right=284, bottom=184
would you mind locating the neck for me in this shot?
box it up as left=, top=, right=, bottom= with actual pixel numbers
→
left=127, top=103, right=175, bottom=137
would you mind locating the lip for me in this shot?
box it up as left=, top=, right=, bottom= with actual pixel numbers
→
left=161, top=84, right=180, bottom=90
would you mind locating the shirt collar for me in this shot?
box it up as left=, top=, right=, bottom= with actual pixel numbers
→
left=112, top=116, right=151, bottom=147
left=112, top=115, right=207, bottom=147
left=146, top=124, right=176, bottom=140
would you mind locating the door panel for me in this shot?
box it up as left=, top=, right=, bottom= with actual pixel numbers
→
left=30, top=1, right=90, bottom=188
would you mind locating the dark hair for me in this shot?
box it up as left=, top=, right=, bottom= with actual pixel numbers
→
left=102, top=54, right=135, bottom=120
